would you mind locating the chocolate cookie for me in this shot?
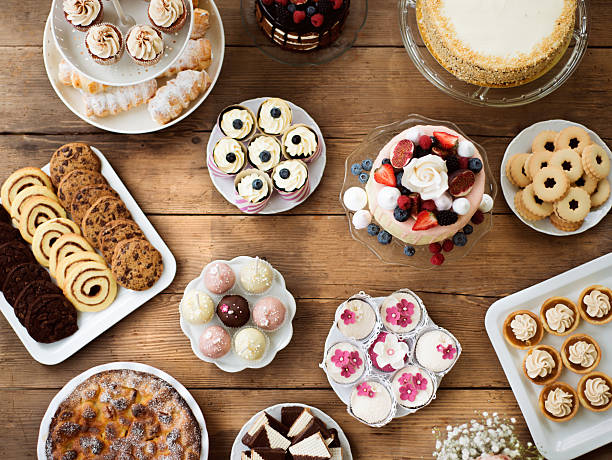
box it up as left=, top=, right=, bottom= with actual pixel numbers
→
left=0, top=206, right=10, bottom=224
left=0, top=241, right=35, bottom=286
left=70, top=184, right=119, bottom=224
left=2, top=263, right=50, bottom=307
left=0, top=222, right=20, bottom=245
left=82, top=196, right=131, bottom=247
left=14, top=280, right=62, bottom=325
left=57, top=169, right=107, bottom=209
left=49, top=142, right=101, bottom=188
left=112, top=238, right=163, bottom=291
left=99, top=219, right=145, bottom=263
left=24, top=294, right=78, bottom=343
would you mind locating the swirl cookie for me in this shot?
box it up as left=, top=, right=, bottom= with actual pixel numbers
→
left=0, top=241, right=35, bottom=286
left=14, top=280, right=63, bottom=325
left=48, top=233, right=95, bottom=277
left=82, top=196, right=131, bottom=247
left=31, top=217, right=82, bottom=268
left=1, top=167, right=53, bottom=212
left=70, top=183, right=119, bottom=224
left=24, top=294, right=78, bottom=343
left=521, top=184, right=553, bottom=218
left=63, top=259, right=117, bottom=312
left=57, top=169, right=107, bottom=209
left=574, top=173, right=598, bottom=195
left=1, top=263, right=50, bottom=307
left=17, top=196, right=67, bottom=244
left=533, top=167, right=570, bottom=203
left=9, top=185, right=59, bottom=227
left=591, top=179, right=610, bottom=207
left=56, top=251, right=105, bottom=289
left=528, top=151, right=553, bottom=180
left=550, top=149, right=583, bottom=182
left=112, top=238, right=163, bottom=291
left=554, top=187, right=591, bottom=223
left=550, top=212, right=583, bottom=232
left=98, top=219, right=145, bottom=263
left=50, top=142, right=101, bottom=188
left=555, top=126, right=591, bottom=155
left=506, top=153, right=531, bottom=188
left=582, top=144, right=610, bottom=180
left=532, top=130, right=558, bottom=154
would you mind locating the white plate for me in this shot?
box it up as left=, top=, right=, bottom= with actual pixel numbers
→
left=37, top=362, right=209, bottom=460
left=0, top=146, right=176, bottom=365
left=42, top=0, right=225, bottom=134
left=206, top=97, right=327, bottom=214
left=51, top=0, right=193, bottom=86
left=501, top=120, right=612, bottom=236
left=180, top=256, right=296, bottom=372
left=230, top=403, right=353, bottom=460
left=485, top=253, right=612, bottom=460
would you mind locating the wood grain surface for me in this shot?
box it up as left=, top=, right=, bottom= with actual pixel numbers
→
left=0, top=0, right=611, bottom=459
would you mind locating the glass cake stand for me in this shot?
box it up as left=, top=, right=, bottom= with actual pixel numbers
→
left=398, top=0, right=589, bottom=107
left=240, top=0, right=367, bottom=66
left=340, top=114, right=497, bottom=269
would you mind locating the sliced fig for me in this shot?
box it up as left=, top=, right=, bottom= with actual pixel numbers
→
left=448, top=169, right=475, bottom=197
left=391, top=140, right=414, bottom=169
left=432, top=146, right=452, bottom=159
left=407, top=192, right=421, bottom=219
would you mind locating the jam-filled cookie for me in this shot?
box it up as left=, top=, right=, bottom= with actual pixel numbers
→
left=506, top=153, right=531, bottom=188
left=532, top=130, right=558, bottom=154
left=554, top=187, right=591, bottom=223
left=550, top=212, right=583, bottom=232
left=515, top=190, right=545, bottom=221
left=582, top=144, right=610, bottom=180
left=574, top=172, right=599, bottom=195
left=550, top=149, right=583, bottom=182
left=528, top=151, right=553, bottom=180
left=591, top=179, right=610, bottom=207
left=533, top=166, right=570, bottom=202
left=520, top=184, right=553, bottom=218
left=555, top=126, right=591, bottom=155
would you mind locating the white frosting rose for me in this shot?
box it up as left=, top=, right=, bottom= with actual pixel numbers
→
left=213, top=138, right=244, bottom=174
left=401, top=155, right=448, bottom=200
left=545, top=388, right=573, bottom=418
left=127, top=26, right=163, bottom=61
left=585, top=377, right=611, bottom=407
left=372, top=333, right=409, bottom=370
left=237, top=173, right=269, bottom=203
left=568, top=341, right=597, bottom=368
left=525, top=349, right=555, bottom=379
left=510, top=313, right=536, bottom=341
left=584, top=290, right=611, bottom=318
left=545, top=304, right=574, bottom=333
left=64, top=0, right=100, bottom=27
left=86, top=25, right=121, bottom=59
left=149, top=0, right=184, bottom=28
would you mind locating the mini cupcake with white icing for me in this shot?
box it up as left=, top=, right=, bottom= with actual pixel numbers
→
left=233, top=169, right=273, bottom=214
left=415, top=328, right=460, bottom=374
left=368, top=332, right=409, bottom=373
left=63, top=0, right=103, bottom=31
left=272, top=160, right=309, bottom=201
left=349, top=379, right=395, bottom=426
left=282, top=124, right=321, bottom=163
left=85, top=24, right=124, bottom=65
left=324, top=341, right=367, bottom=385
left=336, top=297, right=377, bottom=341
left=148, top=0, right=188, bottom=34
left=126, top=25, right=164, bottom=67
left=247, top=135, right=282, bottom=173
left=380, top=289, right=423, bottom=335
left=257, top=98, right=293, bottom=135
left=219, top=105, right=256, bottom=141
left=209, top=137, right=246, bottom=177
left=391, top=365, right=436, bottom=410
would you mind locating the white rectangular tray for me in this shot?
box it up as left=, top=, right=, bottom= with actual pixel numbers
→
left=0, top=146, right=176, bottom=365
left=485, top=253, right=612, bottom=460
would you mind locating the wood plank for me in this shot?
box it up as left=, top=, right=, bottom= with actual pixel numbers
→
left=3, top=46, right=612, bottom=138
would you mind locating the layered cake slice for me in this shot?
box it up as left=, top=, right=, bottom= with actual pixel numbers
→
left=251, top=448, right=287, bottom=460
left=288, top=433, right=331, bottom=460
left=291, top=417, right=332, bottom=445
left=327, top=429, right=343, bottom=460
left=248, top=424, right=291, bottom=451
left=242, top=412, right=289, bottom=447
left=286, top=408, right=314, bottom=438
left=281, top=405, right=306, bottom=427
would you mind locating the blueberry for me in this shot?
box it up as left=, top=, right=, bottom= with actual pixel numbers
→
left=382, top=159, right=391, bottom=165
left=358, top=172, right=369, bottom=184
left=393, top=206, right=409, bottom=222
left=292, top=135, right=301, bottom=145
left=279, top=168, right=290, bottom=179
left=395, top=170, right=404, bottom=185
left=259, top=150, right=271, bottom=162
left=306, top=5, right=316, bottom=16
left=453, top=232, right=467, bottom=247
left=351, top=163, right=362, bottom=176
left=463, top=224, right=473, bottom=235
left=403, top=245, right=416, bottom=256
left=287, top=3, right=296, bottom=12
left=377, top=230, right=392, bottom=245
left=226, top=152, right=236, bottom=163
left=232, top=119, right=243, bottom=130
left=270, top=107, right=282, bottom=118
left=367, top=224, right=380, bottom=236
left=252, top=179, right=263, bottom=190
left=468, top=158, right=483, bottom=174
left=361, top=159, right=373, bottom=171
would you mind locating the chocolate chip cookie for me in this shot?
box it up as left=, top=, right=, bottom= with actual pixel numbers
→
left=82, top=196, right=131, bottom=247
left=2, top=262, right=50, bottom=306
left=70, top=184, right=119, bottom=224
left=57, top=169, right=107, bottom=209
left=112, top=238, right=163, bottom=291
left=98, top=219, right=145, bottom=263
left=14, top=280, right=62, bottom=325
left=0, top=241, right=35, bottom=286
left=49, top=142, right=101, bottom=188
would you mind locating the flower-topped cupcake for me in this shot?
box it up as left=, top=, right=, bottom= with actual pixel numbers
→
left=349, top=380, right=394, bottom=426
left=282, top=124, right=320, bottom=163
left=234, top=170, right=273, bottom=214
left=148, top=0, right=188, bottom=34
left=258, top=98, right=293, bottom=135
left=85, top=24, right=124, bottom=65
left=324, top=342, right=366, bottom=385
left=247, top=135, right=282, bottom=173
left=210, top=138, right=246, bottom=177
left=219, top=105, right=256, bottom=141
left=63, top=0, right=103, bottom=31
left=391, top=365, right=435, bottom=409
left=368, top=332, right=409, bottom=372
left=415, top=329, right=459, bottom=373
left=126, top=25, right=164, bottom=67
left=380, top=290, right=422, bottom=334
left=336, top=297, right=377, bottom=341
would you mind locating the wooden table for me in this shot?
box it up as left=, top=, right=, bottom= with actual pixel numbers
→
left=1, top=0, right=612, bottom=458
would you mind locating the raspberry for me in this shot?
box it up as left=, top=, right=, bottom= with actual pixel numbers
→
left=332, top=0, right=343, bottom=9
left=397, top=195, right=411, bottom=210
left=471, top=210, right=485, bottom=225
left=437, top=210, right=458, bottom=226
left=442, top=239, right=454, bottom=252
left=311, top=13, right=324, bottom=27
left=428, top=242, right=441, bottom=254
left=293, top=10, right=306, bottom=23
left=419, top=135, right=432, bottom=150
left=421, top=200, right=437, bottom=212
left=431, top=253, right=445, bottom=266
left=458, top=157, right=469, bottom=169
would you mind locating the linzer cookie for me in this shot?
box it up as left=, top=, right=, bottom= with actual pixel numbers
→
left=554, top=187, right=591, bottom=223
left=1, top=167, right=53, bottom=212
left=591, top=179, right=610, bottom=207
left=2, top=263, right=50, bottom=306
left=98, top=219, right=145, bottom=263
left=111, top=238, right=163, bottom=290
left=527, top=151, right=553, bottom=180
left=31, top=217, right=81, bottom=268
left=550, top=212, right=583, bottom=232
left=70, top=183, right=119, bottom=224
left=582, top=144, right=611, bottom=180
left=57, top=168, right=107, bottom=209
left=24, top=294, right=78, bottom=343
left=533, top=166, right=569, bottom=202
left=49, top=142, right=101, bottom=188
left=532, top=130, right=557, bottom=154
left=506, top=153, right=531, bottom=188
left=0, top=241, right=35, bottom=286
left=555, top=126, right=591, bottom=155
left=82, top=196, right=131, bottom=246
left=14, top=280, right=63, bottom=325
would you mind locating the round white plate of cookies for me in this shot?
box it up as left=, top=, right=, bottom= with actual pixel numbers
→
left=501, top=120, right=612, bottom=236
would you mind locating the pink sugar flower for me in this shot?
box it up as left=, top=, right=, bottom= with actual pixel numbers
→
left=437, top=344, right=457, bottom=360
left=413, top=372, right=428, bottom=390
left=331, top=349, right=350, bottom=368
left=397, top=315, right=412, bottom=328
left=348, top=351, right=363, bottom=368
left=399, top=383, right=418, bottom=402
left=398, top=372, right=413, bottom=386
left=340, top=309, right=356, bottom=325
left=397, top=299, right=415, bottom=317
left=356, top=382, right=373, bottom=397
left=385, top=306, right=401, bottom=326
left=341, top=364, right=356, bottom=378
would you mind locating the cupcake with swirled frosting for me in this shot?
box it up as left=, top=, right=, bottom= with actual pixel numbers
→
left=148, top=0, right=188, bottom=34
left=85, top=24, right=124, bottom=65
left=247, top=135, right=282, bottom=173
left=219, top=105, right=256, bottom=141
left=282, top=124, right=320, bottom=163
left=523, top=344, right=562, bottom=385
left=126, top=25, right=164, bottom=67
left=233, top=169, right=273, bottom=214
left=63, top=0, right=103, bottom=32
left=540, top=297, right=579, bottom=336
left=257, top=98, right=292, bottom=135
left=272, top=160, right=309, bottom=201
left=209, top=138, right=246, bottom=177
left=503, top=310, right=543, bottom=349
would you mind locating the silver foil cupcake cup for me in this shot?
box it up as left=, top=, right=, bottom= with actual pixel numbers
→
left=413, top=325, right=462, bottom=377
left=347, top=374, right=397, bottom=428
left=334, top=291, right=381, bottom=344
left=320, top=339, right=370, bottom=387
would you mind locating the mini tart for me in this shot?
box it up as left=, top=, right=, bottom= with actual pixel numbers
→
left=523, top=345, right=563, bottom=386
left=148, top=0, right=188, bottom=34
left=85, top=24, right=124, bottom=66
left=578, top=285, right=612, bottom=325
left=503, top=310, right=544, bottom=349
left=561, top=333, right=601, bottom=374
left=539, top=382, right=579, bottom=422
left=577, top=371, right=612, bottom=412
left=539, top=297, right=579, bottom=336
left=63, top=0, right=103, bottom=32
left=126, top=25, right=164, bottom=67
left=218, top=105, right=256, bottom=141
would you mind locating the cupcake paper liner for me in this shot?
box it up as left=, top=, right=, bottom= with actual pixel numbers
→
left=273, top=160, right=311, bottom=202
left=233, top=169, right=273, bottom=214
left=207, top=139, right=246, bottom=178
left=126, top=25, right=164, bottom=67
left=281, top=123, right=322, bottom=164
left=218, top=105, right=258, bottom=141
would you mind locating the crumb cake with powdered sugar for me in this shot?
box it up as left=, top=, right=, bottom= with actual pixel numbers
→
left=45, top=369, right=201, bottom=460
left=417, top=0, right=577, bottom=87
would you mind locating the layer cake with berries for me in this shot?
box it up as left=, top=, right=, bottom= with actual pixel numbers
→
left=417, top=0, right=576, bottom=87
left=365, top=126, right=486, bottom=245
left=255, top=0, right=350, bottom=52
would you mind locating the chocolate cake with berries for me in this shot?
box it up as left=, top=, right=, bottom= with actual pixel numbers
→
left=255, top=0, right=350, bottom=52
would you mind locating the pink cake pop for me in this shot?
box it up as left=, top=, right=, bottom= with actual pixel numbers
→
left=252, top=297, right=286, bottom=331
left=198, top=325, right=231, bottom=359
left=204, top=262, right=235, bottom=294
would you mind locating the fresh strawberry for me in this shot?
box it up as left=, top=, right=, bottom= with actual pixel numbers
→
left=442, top=239, right=454, bottom=252
left=428, top=242, right=441, bottom=254
left=433, top=131, right=459, bottom=150
left=421, top=200, right=437, bottom=212
left=432, top=146, right=451, bottom=159
left=431, top=253, right=445, bottom=265
left=391, top=140, right=414, bottom=168
left=412, top=210, right=438, bottom=231
left=373, top=164, right=396, bottom=187
left=407, top=192, right=421, bottom=219
left=458, top=156, right=469, bottom=170
left=397, top=195, right=411, bottom=210
left=419, top=135, right=432, bottom=150
left=293, top=10, right=306, bottom=23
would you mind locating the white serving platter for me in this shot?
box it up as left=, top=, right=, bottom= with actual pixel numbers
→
left=43, top=0, right=225, bottom=134
left=485, top=253, right=612, bottom=460
left=0, top=146, right=176, bottom=365
left=180, top=256, right=296, bottom=373
left=206, top=97, right=327, bottom=214
left=230, top=403, right=353, bottom=460
left=37, top=362, right=209, bottom=459
left=50, top=0, right=193, bottom=86
left=501, top=120, right=612, bottom=236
